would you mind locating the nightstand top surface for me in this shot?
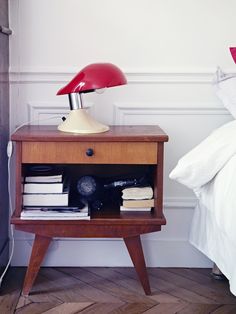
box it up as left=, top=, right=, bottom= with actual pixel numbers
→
left=11, top=125, right=169, bottom=142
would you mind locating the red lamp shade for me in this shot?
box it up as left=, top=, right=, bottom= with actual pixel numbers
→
left=56, top=63, right=127, bottom=134
left=57, top=63, right=127, bottom=95
left=230, top=47, right=236, bottom=64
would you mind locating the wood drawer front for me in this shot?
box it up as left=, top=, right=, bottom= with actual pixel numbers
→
left=22, top=142, right=157, bottom=164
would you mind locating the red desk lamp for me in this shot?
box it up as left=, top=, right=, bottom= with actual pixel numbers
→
left=57, top=63, right=127, bottom=133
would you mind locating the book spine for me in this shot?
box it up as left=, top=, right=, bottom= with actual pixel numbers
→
left=122, top=199, right=154, bottom=208
left=120, top=206, right=151, bottom=212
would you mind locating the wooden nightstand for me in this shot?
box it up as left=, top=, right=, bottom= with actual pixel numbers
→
left=11, top=125, right=168, bottom=296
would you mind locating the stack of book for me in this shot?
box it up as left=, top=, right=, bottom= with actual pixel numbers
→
left=23, top=172, right=69, bottom=207
left=21, top=166, right=90, bottom=220
left=120, top=186, right=154, bottom=212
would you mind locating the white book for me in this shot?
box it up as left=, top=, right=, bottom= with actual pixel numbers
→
left=120, top=206, right=151, bottom=212
left=25, top=174, right=63, bottom=183
left=122, top=199, right=154, bottom=208
left=23, top=182, right=64, bottom=194
left=22, top=192, right=69, bottom=207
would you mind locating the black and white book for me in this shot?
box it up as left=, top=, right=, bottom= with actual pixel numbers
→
left=24, top=165, right=64, bottom=183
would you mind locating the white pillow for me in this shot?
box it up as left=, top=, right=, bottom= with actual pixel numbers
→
left=169, top=119, right=236, bottom=190
left=213, top=67, right=236, bottom=118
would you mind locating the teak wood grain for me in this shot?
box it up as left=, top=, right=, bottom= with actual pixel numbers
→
left=10, top=125, right=168, bottom=296
left=11, top=125, right=168, bottom=142
left=22, top=141, right=157, bottom=164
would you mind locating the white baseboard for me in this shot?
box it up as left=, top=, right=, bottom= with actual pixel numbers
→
left=11, top=237, right=212, bottom=268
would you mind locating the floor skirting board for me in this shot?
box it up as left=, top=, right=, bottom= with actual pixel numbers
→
left=11, top=238, right=212, bottom=268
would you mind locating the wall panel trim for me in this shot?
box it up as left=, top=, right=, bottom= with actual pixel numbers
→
left=9, top=68, right=236, bottom=84
left=113, top=103, right=229, bottom=124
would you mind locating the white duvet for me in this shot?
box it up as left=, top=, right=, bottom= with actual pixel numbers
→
left=170, top=119, right=236, bottom=296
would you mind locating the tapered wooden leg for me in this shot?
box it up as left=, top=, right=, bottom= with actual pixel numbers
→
left=123, top=235, right=151, bottom=295
left=22, top=234, right=52, bottom=296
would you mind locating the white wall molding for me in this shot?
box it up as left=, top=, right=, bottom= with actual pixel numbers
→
left=23, top=102, right=229, bottom=128
left=27, top=102, right=69, bottom=124
left=27, top=102, right=94, bottom=125
left=113, top=103, right=229, bottom=124
left=164, top=197, right=196, bottom=209
left=9, top=68, right=236, bottom=84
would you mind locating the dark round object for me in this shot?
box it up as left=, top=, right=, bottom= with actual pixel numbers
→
left=86, top=148, right=94, bottom=156
left=77, top=176, right=97, bottom=197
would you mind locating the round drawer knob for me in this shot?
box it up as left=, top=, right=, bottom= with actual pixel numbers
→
left=86, top=148, right=94, bottom=157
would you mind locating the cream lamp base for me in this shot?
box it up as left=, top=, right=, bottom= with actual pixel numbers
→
left=58, top=109, right=109, bottom=134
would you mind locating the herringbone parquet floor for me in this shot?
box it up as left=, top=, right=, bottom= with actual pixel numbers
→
left=0, top=267, right=236, bottom=314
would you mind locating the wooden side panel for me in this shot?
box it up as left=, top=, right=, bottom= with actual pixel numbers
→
left=14, top=142, right=23, bottom=217
left=22, top=142, right=158, bottom=164
left=156, top=143, right=164, bottom=218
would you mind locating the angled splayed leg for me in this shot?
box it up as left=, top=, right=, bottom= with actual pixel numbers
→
left=22, top=234, right=52, bottom=296
left=123, top=235, right=151, bottom=295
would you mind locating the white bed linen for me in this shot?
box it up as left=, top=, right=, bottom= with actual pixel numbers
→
left=189, top=155, right=236, bottom=296
left=170, top=120, right=236, bottom=296
left=169, top=119, right=236, bottom=191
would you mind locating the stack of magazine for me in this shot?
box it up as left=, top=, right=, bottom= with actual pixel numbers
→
left=21, top=206, right=90, bottom=220
left=21, top=165, right=90, bottom=220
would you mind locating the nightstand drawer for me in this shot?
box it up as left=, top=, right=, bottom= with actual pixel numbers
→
left=22, top=141, right=158, bottom=164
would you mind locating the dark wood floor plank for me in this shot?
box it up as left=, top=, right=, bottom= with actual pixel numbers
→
left=192, top=268, right=213, bottom=277
left=34, top=268, right=95, bottom=302
left=42, top=302, right=94, bottom=314
left=86, top=267, right=150, bottom=295
left=78, top=302, right=126, bottom=314
left=150, top=277, right=216, bottom=304
left=114, top=267, right=183, bottom=304
left=176, top=304, right=221, bottom=314
left=143, top=303, right=187, bottom=314
left=89, top=267, right=186, bottom=310
left=60, top=267, right=156, bottom=305
left=1, top=267, right=235, bottom=314
left=167, top=268, right=235, bottom=299
left=19, top=271, right=67, bottom=304
left=148, top=268, right=236, bottom=304
left=211, top=304, right=236, bottom=314
left=168, top=268, right=229, bottom=288
left=116, top=267, right=222, bottom=304
left=15, top=301, right=62, bottom=314
left=57, top=267, right=125, bottom=303
left=111, top=302, right=154, bottom=314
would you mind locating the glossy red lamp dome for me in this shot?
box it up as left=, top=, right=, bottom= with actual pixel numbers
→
left=57, top=63, right=127, bottom=133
